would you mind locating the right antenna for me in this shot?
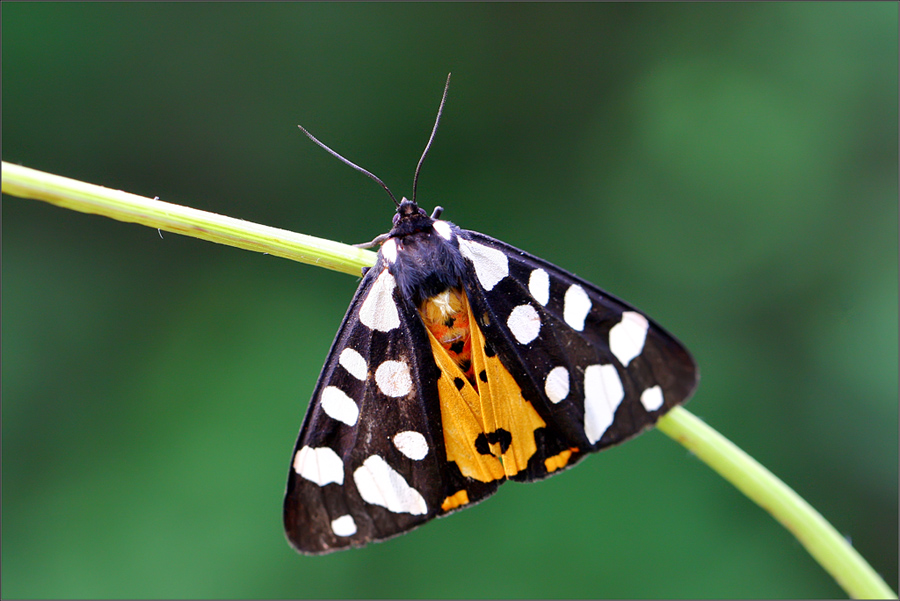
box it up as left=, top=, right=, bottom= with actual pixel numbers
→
left=412, top=73, right=451, bottom=205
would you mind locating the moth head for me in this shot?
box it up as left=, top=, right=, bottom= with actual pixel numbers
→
left=389, top=198, right=438, bottom=238
left=393, top=198, right=429, bottom=224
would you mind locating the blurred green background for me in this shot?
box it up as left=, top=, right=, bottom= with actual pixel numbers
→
left=3, top=3, right=897, bottom=598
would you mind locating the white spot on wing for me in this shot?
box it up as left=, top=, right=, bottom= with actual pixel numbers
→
left=609, top=311, right=649, bottom=366
left=359, top=269, right=400, bottom=332
left=544, top=366, right=570, bottom=404
left=458, top=239, right=509, bottom=290
left=320, top=386, right=360, bottom=426
left=331, top=514, right=357, bottom=537
left=640, top=385, right=664, bottom=411
left=393, top=431, right=429, bottom=460
left=507, top=304, right=541, bottom=344
left=529, top=268, right=550, bottom=306
left=381, top=238, right=398, bottom=263
left=353, top=455, right=428, bottom=515
left=293, top=446, right=344, bottom=486
left=375, top=360, right=413, bottom=397
left=563, top=284, right=591, bottom=331
left=433, top=220, right=453, bottom=240
left=339, top=348, right=368, bottom=381
left=583, top=364, right=624, bottom=444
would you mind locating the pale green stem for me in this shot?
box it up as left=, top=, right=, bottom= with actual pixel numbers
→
left=656, top=408, right=895, bottom=599
left=2, top=162, right=895, bottom=599
left=1, top=162, right=376, bottom=276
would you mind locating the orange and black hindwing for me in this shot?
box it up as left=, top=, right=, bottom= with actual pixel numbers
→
left=283, top=199, right=698, bottom=555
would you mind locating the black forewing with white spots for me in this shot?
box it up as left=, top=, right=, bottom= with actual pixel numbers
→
left=455, top=229, right=698, bottom=482
left=283, top=254, right=500, bottom=555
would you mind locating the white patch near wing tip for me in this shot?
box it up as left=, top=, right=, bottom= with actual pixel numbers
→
left=458, top=239, right=509, bottom=290
left=293, top=446, right=344, bottom=486
left=563, top=284, right=592, bottom=331
left=393, top=431, right=429, bottom=460
left=507, top=304, right=541, bottom=344
left=331, top=514, right=357, bottom=537
left=359, top=269, right=401, bottom=332
left=583, top=364, right=624, bottom=444
left=640, top=385, right=664, bottom=412
left=338, top=348, right=368, bottom=381
left=320, top=386, right=360, bottom=426
left=609, top=311, right=649, bottom=366
left=529, top=268, right=550, bottom=306
left=353, top=455, right=428, bottom=515
left=375, top=360, right=413, bottom=397
left=545, top=366, right=570, bottom=404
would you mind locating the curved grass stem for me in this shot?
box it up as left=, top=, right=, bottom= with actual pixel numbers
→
left=657, top=407, right=895, bottom=599
left=1, top=162, right=376, bottom=276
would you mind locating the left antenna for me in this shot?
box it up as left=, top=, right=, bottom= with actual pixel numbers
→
left=298, top=125, right=399, bottom=207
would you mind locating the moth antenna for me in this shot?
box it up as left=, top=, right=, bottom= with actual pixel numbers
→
left=412, top=73, right=451, bottom=205
left=298, top=124, right=399, bottom=207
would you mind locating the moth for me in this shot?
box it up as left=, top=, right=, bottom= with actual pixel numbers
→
left=284, top=76, right=698, bottom=554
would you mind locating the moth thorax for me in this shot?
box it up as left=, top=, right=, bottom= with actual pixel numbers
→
left=418, top=288, right=474, bottom=381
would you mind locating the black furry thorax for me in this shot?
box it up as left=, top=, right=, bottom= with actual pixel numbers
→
left=383, top=199, right=467, bottom=306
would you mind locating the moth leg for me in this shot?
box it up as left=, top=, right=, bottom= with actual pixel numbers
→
left=353, top=232, right=391, bottom=249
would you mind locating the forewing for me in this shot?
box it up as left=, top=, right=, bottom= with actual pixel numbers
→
left=458, top=231, right=698, bottom=481
left=284, top=261, right=499, bottom=554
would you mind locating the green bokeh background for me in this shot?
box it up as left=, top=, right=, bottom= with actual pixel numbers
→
left=3, top=3, right=897, bottom=598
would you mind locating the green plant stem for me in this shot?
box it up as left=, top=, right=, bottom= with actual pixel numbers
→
left=656, top=407, right=895, bottom=599
left=3, top=162, right=895, bottom=599
left=1, top=162, right=376, bottom=276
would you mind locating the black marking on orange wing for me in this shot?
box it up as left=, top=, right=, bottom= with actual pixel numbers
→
left=475, top=430, right=512, bottom=456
